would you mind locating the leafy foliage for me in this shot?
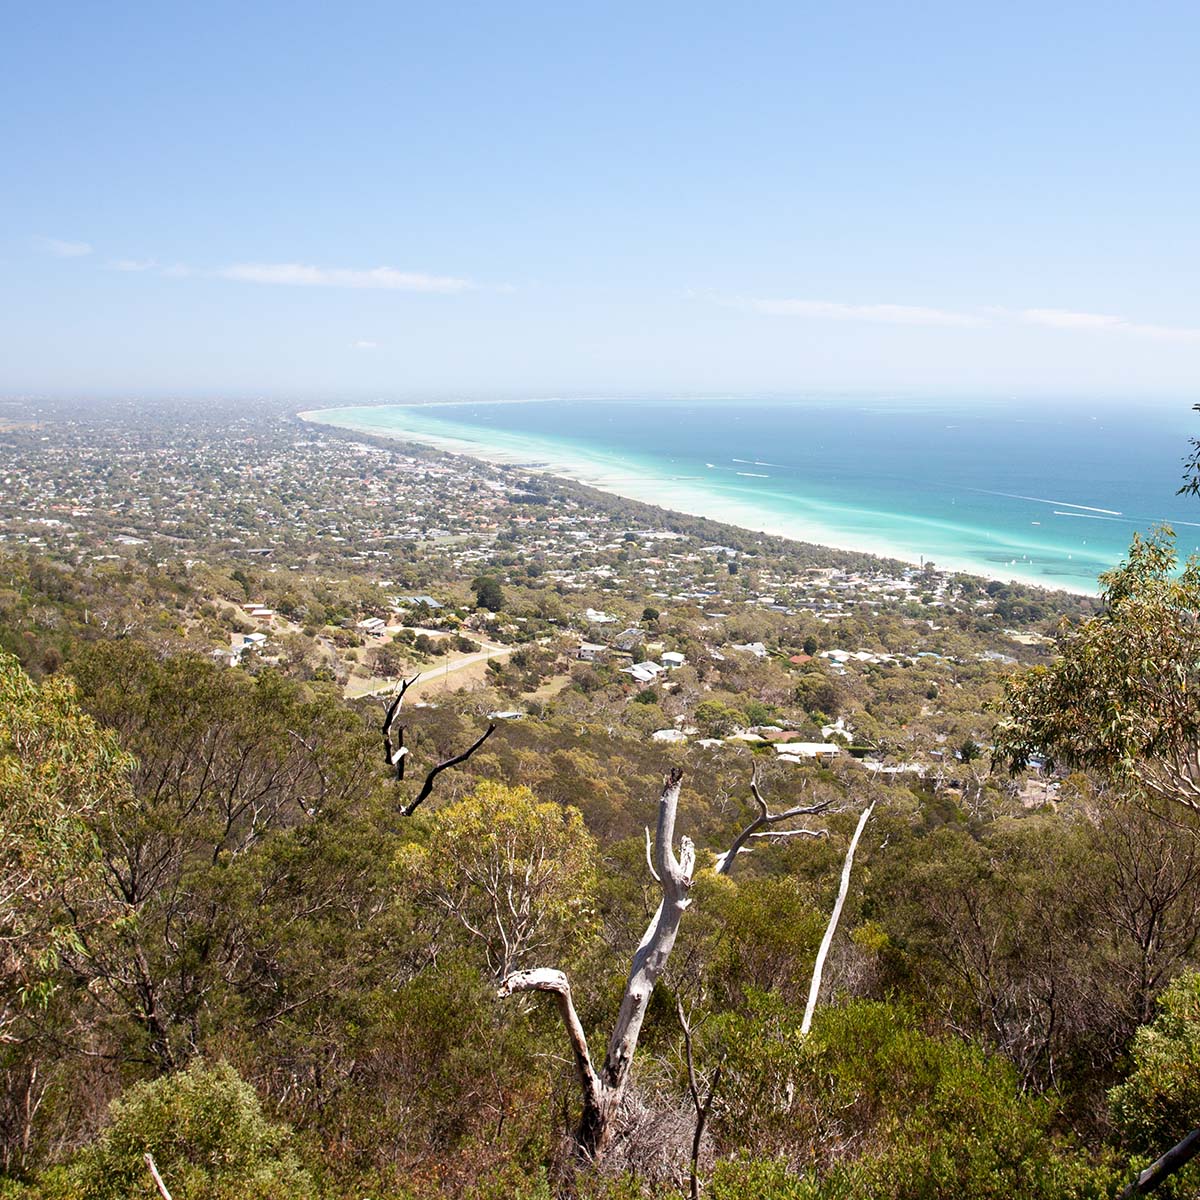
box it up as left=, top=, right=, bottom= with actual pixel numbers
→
left=0, top=651, right=131, bottom=1031
left=1110, top=971, right=1200, bottom=1152
left=413, top=781, right=599, bottom=980
left=1179, top=405, right=1200, bottom=497
left=472, top=576, right=506, bottom=613
left=51, top=1059, right=312, bottom=1200
left=996, top=528, right=1200, bottom=813
left=707, top=999, right=1116, bottom=1200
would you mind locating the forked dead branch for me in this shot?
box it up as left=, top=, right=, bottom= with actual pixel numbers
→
left=382, top=673, right=497, bottom=815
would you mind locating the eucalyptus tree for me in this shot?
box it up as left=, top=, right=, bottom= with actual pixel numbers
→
left=0, top=651, right=131, bottom=1037
left=996, top=529, right=1200, bottom=817
left=416, top=780, right=598, bottom=981
left=0, top=651, right=132, bottom=1170
left=997, top=528, right=1200, bottom=1193
left=64, top=643, right=377, bottom=1072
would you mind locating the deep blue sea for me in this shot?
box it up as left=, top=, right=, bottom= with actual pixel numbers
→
left=304, top=397, right=1200, bottom=594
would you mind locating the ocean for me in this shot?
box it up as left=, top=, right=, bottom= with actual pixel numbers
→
left=301, top=397, right=1200, bottom=594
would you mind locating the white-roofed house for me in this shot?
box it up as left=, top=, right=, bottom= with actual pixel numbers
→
left=621, top=661, right=665, bottom=685
left=774, top=742, right=842, bottom=762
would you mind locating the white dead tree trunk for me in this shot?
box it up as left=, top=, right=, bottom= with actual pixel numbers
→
left=501, top=769, right=693, bottom=1160
left=800, top=798, right=875, bottom=1035
left=500, top=769, right=832, bottom=1164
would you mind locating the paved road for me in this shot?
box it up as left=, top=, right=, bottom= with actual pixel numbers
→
left=347, top=640, right=513, bottom=699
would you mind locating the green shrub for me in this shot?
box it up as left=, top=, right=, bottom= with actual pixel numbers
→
left=57, top=1060, right=312, bottom=1200
left=710, top=999, right=1115, bottom=1200
left=1110, top=971, right=1200, bottom=1198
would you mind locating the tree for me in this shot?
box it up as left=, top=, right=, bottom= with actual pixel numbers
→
left=0, top=652, right=131, bottom=1036
left=500, top=771, right=844, bottom=1166
left=472, top=575, right=506, bottom=613
left=1112, top=971, right=1200, bottom=1144
left=415, top=781, right=598, bottom=980
left=1090, top=798, right=1200, bottom=1030
left=996, top=531, right=1200, bottom=1187
left=62, top=644, right=374, bottom=1072
left=996, top=529, right=1200, bottom=816
left=793, top=672, right=842, bottom=721
left=372, top=637, right=410, bottom=679
left=1110, top=972, right=1200, bottom=1197
left=873, top=817, right=1109, bottom=1089
left=229, top=568, right=255, bottom=601
left=0, top=652, right=132, bottom=1171
left=694, top=700, right=747, bottom=739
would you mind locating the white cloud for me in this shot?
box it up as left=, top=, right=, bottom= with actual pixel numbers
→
left=351, top=339, right=378, bottom=350
left=724, top=293, right=984, bottom=327
left=1019, top=307, right=1200, bottom=343
left=217, top=262, right=475, bottom=293
left=36, top=236, right=93, bottom=258
left=704, top=291, right=1200, bottom=344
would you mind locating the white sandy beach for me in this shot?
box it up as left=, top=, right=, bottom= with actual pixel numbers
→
left=298, top=405, right=1095, bottom=595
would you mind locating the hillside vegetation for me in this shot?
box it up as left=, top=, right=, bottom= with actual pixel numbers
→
left=0, top=400, right=1196, bottom=1199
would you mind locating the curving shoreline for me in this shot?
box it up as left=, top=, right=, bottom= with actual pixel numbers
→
left=298, top=404, right=1098, bottom=596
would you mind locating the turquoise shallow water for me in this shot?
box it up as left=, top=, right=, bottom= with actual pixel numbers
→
left=302, top=398, right=1200, bottom=594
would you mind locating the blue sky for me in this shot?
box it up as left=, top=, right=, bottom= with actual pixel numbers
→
left=3, top=2, right=1199, bottom=401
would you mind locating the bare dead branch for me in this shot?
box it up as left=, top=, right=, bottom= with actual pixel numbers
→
left=499, top=968, right=601, bottom=1102
left=746, top=828, right=827, bottom=842
left=381, top=674, right=498, bottom=814
left=1119, top=1126, right=1200, bottom=1198
left=144, top=1153, right=173, bottom=1200
left=715, top=773, right=832, bottom=874
left=801, top=798, right=876, bottom=1035
left=381, top=674, right=419, bottom=781
left=644, top=825, right=661, bottom=883
left=677, top=996, right=722, bottom=1200
left=749, top=776, right=770, bottom=819
left=402, top=724, right=497, bottom=816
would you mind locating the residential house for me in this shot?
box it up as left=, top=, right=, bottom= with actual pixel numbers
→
left=621, top=661, right=665, bottom=685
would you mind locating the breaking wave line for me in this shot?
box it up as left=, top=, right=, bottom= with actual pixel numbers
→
left=971, top=488, right=1122, bottom=516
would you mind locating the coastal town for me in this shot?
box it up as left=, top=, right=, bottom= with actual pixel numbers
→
left=1, top=397, right=1082, bottom=795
